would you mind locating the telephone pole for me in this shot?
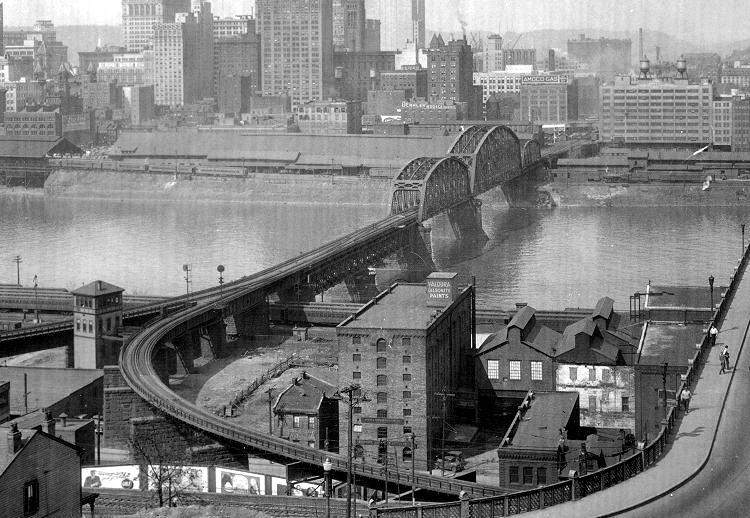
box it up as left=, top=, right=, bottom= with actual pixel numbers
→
left=265, top=388, right=274, bottom=434
left=435, top=390, right=455, bottom=476
left=338, top=384, right=369, bottom=518
left=13, top=255, right=22, bottom=285
left=410, top=433, right=417, bottom=505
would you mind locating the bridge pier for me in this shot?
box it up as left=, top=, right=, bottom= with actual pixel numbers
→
left=447, top=198, right=488, bottom=242
left=199, top=321, right=226, bottom=359
left=152, top=343, right=178, bottom=386
left=233, top=301, right=271, bottom=339
left=502, top=163, right=550, bottom=207
left=343, top=271, right=380, bottom=303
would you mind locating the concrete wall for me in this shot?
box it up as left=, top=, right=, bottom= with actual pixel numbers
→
left=556, top=364, right=635, bottom=431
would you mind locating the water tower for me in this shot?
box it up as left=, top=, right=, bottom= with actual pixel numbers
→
left=676, top=55, right=688, bottom=79
left=638, top=55, right=651, bottom=80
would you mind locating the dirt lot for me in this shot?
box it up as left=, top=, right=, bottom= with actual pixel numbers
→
left=171, top=326, right=340, bottom=433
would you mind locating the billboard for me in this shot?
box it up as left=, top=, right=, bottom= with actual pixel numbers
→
left=521, top=75, right=568, bottom=85
left=148, top=466, right=209, bottom=493
left=81, top=466, right=140, bottom=490
left=216, top=467, right=264, bottom=495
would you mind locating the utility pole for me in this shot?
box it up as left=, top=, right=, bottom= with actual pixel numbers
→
left=410, top=433, right=417, bottom=505
left=435, top=390, right=455, bottom=476
left=13, top=255, right=22, bottom=285
left=338, top=384, right=369, bottom=518
left=182, top=264, right=192, bottom=303
left=265, top=388, right=274, bottom=434
left=662, top=362, right=669, bottom=419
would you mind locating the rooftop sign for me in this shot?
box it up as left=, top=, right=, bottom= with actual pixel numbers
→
left=521, top=75, right=568, bottom=85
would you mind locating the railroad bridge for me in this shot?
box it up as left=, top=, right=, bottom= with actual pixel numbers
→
left=391, top=125, right=543, bottom=240
left=3, top=125, right=546, bottom=500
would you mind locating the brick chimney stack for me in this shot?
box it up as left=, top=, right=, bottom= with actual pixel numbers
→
left=7, top=423, right=22, bottom=454
left=42, top=410, right=56, bottom=436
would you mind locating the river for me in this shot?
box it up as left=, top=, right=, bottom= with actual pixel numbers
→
left=1, top=189, right=748, bottom=310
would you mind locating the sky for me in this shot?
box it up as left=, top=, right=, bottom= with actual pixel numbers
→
left=3, top=0, right=748, bottom=47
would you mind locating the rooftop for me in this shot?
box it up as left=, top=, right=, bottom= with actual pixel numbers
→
left=645, top=285, right=725, bottom=310
left=508, top=392, right=579, bottom=450
left=274, top=372, right=336, bottom=415
left=637, top=322, right=705, bottom=367
left=339, top=283, right=465, bottom=330
left=0, top=137, right=81, bottom=159
left=71, top=280, right=125, bottom=297
left=0, top=367, right=102, bottom=415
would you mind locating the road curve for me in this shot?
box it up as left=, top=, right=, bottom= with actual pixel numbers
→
left=119, top=209, right=508, bottom=498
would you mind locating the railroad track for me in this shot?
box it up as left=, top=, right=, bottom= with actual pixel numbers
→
left=120, top=210, right=508, bottom=497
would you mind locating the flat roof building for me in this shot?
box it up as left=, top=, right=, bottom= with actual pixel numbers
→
left=122, top=0, right=191, bottom=52
left=520, top=75, right=578, bottom=123
left=599, top=75, right=713, bottom=145
left=258, top=0, right=334, bottom=108
left=337, top=273, right=475, bottom=471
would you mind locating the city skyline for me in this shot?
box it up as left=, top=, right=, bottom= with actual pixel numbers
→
left=2, top=0, right=750, bottom=50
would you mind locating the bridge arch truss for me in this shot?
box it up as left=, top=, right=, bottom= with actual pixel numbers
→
left=521, top=139, right=542, bottom=169
left=390, top=156, right=471, bottom=222
left=449, top=125, right=522, bottom=195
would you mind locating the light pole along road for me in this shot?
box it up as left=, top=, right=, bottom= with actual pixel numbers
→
left=618, top=355, right=750, bottom=518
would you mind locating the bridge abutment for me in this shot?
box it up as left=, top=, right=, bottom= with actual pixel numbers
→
left=502, top=163, right=551, bottom=207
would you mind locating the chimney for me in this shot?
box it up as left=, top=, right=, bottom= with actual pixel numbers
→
left=59, top=412, right=68, bottom=427
left=97, top=280, right=103, bottom=291
left=7, top=423, right=22, bottom=454
left=42, top=410, right=56, bottom=436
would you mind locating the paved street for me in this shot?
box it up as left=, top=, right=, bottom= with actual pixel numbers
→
left=524, top=265, right=750, bottom=517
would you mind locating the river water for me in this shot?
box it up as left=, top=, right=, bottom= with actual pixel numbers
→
left=2, top=190, right=748, bottom=310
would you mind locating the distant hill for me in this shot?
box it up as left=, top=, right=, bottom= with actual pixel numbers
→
left=7, top=25, right=124, bottom=67
left=428, top=27, right=745, bottom=63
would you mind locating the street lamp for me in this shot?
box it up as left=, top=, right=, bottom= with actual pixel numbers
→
left=323, top=457, right=332, bottom=518
left=217, top=265, right=225, bottom=298
left=708, top=275, right=715, bottom=314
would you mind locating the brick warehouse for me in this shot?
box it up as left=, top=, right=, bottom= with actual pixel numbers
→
left=337, top=273, right=476, bottom=472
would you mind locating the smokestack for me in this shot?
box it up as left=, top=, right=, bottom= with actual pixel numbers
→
left=549, top=49, right=556, bottom=72
left=639, top=28, right=643, bottom=59
left=655, top=46, right=661, bottom=63
left=370, top=69, right=376, bottom=91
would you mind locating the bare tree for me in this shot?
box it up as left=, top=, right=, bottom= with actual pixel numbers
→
left=129, top=433, right=199, bottom=508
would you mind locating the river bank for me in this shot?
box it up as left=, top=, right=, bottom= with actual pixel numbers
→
left=5, top=169, right=750, bottom=208
left=41, top=169, right=393, bottom=206
left=541, top=179, right=750, bottom=207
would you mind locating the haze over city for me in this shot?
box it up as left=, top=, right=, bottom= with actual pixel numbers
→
left=4, top=0, right=750, bottom=49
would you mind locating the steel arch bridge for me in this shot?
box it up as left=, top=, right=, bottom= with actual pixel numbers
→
left=521, top=139, right=542, bottom=169
left=390, top=156, right=471, bottom=222
left=449, top=125, right=522, bottom=195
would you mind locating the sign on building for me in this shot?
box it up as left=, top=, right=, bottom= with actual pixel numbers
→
left=81, top=465, right=140, bottom=490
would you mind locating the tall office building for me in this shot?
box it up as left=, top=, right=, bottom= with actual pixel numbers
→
left=213, top=15, right=255, bottom=40
left=257, top=0, right=334, bottom=108
left=426, top=35, right=474, bottom=105
left=122, top=0, right=191, bottom=52
left=365, top=0, right=423, bottom=53
left=483, top=34, right=504, bottom=72
left=191, top=1, right=214, bottom=98
left=153, top=7, right=212, bottom=106
left=0, top=4, right=4, bottom=58
left=333, top=0, right=365, bottom=51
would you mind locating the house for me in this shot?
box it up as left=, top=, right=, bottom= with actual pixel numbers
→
left=475, top=306, right=560, bottom=423
left=554, top=298, right=638, bottom=430
left=0, top=422, right=92, bottom=517
left=273, top=372, right=339, bottom=453
left=497, top=391, right=591, bottom=488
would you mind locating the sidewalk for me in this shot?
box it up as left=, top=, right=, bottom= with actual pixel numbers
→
left=524, top=269, right=750, bottom=517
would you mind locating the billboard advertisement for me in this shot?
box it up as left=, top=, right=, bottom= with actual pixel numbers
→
left=216, top=467, right=264, bottom=495
left=81, top=465, right=140, bottom=490
left=148, top=466, right=209, bottom=493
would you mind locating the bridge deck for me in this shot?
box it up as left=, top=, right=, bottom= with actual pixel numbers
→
left=119, top=210, right=507, bottom=497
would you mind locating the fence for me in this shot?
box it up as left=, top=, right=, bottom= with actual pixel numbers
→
left=372, top=242, right=750, bottom=518
left=215, top=354, right=296, bottom=416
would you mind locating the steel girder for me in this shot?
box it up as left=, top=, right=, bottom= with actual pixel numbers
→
left=521, top=139, right=542, bottom=169
left=293, top=223, right=417, bottom=294
left=390, top=157, right=471, bottom=222
left=472, top=126, right=522, bottom=195
left=448, top=125, right=493, bottom=155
